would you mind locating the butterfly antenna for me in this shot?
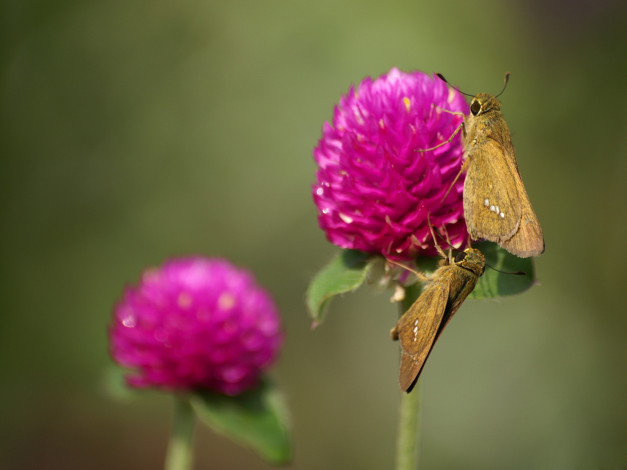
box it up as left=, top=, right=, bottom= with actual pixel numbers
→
left=485, top=263, right=525, bottom=276
left=436, top=73, right=474, bottom=97
left=495, top=72, right=511, bottom=98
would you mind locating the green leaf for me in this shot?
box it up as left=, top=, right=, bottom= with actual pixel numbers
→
left=102, top=365, right=140, bottom=402
left=306, top=249, right=375, bottom=325
left=469, top=241, right=536, bottom=299
left=190, top=379, right=291, bottom=465
left=414, top=254, right=440, bottom=277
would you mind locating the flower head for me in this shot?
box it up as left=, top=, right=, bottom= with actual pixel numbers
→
left=312, top=68, right=470, bottom=260
left=110, top=257, right=283, bottom=396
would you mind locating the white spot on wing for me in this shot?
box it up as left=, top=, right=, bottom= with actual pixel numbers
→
left=484, top=198, right=489, bottom=206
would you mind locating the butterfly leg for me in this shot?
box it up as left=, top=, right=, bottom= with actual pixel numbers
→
left=417, top=119, right=466, bottom=153
left=434, top=107, right=465, bottom=118
left=385, top=258, right=429, bottom=283
left=440, top=157, right=470, bottom=203
left=426, top=214, right=449, bottom=261
left=438, top=224, right=457, bottom=263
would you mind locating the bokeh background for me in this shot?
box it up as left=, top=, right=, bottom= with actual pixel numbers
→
left=2, top=0, right=626, bottom=468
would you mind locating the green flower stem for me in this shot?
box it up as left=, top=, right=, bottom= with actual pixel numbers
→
left=165, top=396, right=195, bottom=470
left=395, top=282, right=423, bottom=470
left=396, top=381, right=422, bottom=470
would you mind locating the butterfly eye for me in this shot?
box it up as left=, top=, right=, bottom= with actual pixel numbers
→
left=454, top=251, right=467, bottom=263
left=470, top=99, right=481, bottom=116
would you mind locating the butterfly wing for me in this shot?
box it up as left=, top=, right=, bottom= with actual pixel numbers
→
left=464, top=138, right=522, bottom=244
left=391, top=276, right=450, bottom=392
left=498, top=177, right=545, bottom=257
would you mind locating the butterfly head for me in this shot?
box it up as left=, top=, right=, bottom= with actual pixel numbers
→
left=453, top=248, right=486, bottom=276
left=470, top=93, right=501, bottom=116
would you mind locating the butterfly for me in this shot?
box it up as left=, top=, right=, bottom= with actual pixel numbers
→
left=436, top=74, right=545, bottom=258
left=390, top=246, right=485, bottom=392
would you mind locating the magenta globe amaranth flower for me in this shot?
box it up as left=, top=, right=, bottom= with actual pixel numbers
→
left=110, top=257, right=283, bottom=396
left=313, top=68, right=470, bottom=260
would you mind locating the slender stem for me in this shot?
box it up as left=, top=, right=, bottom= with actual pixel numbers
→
left=395, top=282, right=423, bottom=470
left=396, top=381, right=422, bottom=470
left=165, top=395, right=195, bottom=470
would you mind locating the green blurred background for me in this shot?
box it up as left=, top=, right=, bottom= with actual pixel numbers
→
left=2, top=0, right=626, bottom=468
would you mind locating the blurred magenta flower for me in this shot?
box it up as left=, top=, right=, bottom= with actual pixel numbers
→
left=110, top=257, right=283, bottom=396
left=312, top=68, right=470, bottom=260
